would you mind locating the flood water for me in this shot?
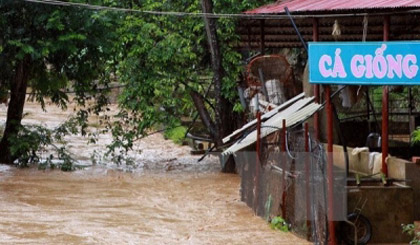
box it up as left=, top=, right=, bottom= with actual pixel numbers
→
left=0, top=102, right=308, bottom=244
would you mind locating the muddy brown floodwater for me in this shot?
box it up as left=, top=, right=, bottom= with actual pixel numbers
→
left=0, top=101, right=308, bottom=244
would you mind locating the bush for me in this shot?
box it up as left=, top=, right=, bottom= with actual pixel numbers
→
left=164, top=126, right=187, bottom=145
left=402, top=223, right=420, bottom=244
left=412, top=128, right=420, bottom=146
left=270, top=216, right=289, bottom=232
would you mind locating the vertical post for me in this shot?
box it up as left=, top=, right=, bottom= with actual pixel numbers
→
left=409, top=87, right=413, bottom=145
left=254, top=111, right=262, bottom=212
left=382, top=15, right=390, bottom=177
left=260, top=19, right=265, bottom=55
left=282, top=119, right=287, bottom=152
left=313, top=18, right=320, bottom=140
left=409, top=87, right=413, bottom=118
left=325, top=86, right=337, bottom=245
left=256, top=111, right=262, bottom=159
left=304, top=123, right=311, bottom=240
left=281, top=119, right=287, bottom=219
left=366, top=88, right=370, bottom=120
left=247, top=25, right=252, bottom=50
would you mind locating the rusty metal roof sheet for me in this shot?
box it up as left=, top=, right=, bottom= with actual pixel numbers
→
left=245, top=0, right=420, bottom=14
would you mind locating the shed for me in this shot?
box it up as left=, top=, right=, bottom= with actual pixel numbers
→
left=234, top=1, right=420, bottom=244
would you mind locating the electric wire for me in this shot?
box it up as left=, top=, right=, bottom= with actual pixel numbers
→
left=1, top=85, right=127, bottom=96
left=21, top=0, right=420, bottom=20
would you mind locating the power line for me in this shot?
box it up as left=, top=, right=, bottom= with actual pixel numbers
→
left=21, top=0, right=420, bottom=20
left=1, top=84, right=127, bottom=96
left=22, top=0, right=275, bottom=19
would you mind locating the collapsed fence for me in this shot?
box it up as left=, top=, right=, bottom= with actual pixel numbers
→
left=233, top=125, right=347, bottom=244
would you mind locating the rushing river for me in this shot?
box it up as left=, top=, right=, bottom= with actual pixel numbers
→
left=0, top=101, right=308, bottom=244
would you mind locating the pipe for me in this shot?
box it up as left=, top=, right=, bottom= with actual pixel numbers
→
left=186, top=133, right=212, bottom=142
left=325, top=85, right=337, bottom=245
left=382, top=15, right=390, bottom=177
left=197, top=145, right=216, bottom=162
left=313, top=18, right=320, bottom=140
left=284, top=7, right=308, bottom=51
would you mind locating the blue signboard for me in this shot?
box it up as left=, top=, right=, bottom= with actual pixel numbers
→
left=309, top=42, right=420, bottom=85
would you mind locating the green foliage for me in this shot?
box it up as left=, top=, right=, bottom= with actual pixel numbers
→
left=110, top=0, right=274, bottom=142
left=110, top=1, right=206, bottom=146
left=402, top=224, right=420, bottom=245
left=411, top=127, right=420, bottom=146
left=264, top=194, right=273, bottom=221
left=0, top=0, right=119, bottom=166
left=270, top=216, right=289, bottom=232
left=8, top=118, right=83, bottom=171
left=1, top=0, right=276, bottom=169
left=9, top=125, right=52, bottom=167
left=164, top=126, right=187, bottom=145
left=0, top=0, right=118, bottom=107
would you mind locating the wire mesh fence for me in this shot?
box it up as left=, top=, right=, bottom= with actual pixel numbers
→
left=233, top=127, right=347, bottom=244
left=334, top=85, right=420, bottom=145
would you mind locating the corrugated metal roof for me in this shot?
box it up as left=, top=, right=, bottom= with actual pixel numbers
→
left=222, top=96, right=321, bottom=155
left=245, top=0, right=420, bottom=14
left=222, top=92, right=305, bottom=144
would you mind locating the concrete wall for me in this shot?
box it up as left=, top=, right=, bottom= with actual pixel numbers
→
left=348, top=186, right=413, bottom=243
left=333, top=144, right=420, bottom=221
left=237, top=141, right=419, bottom=243
left=332, top=145, right=378, bottom=176
left=406, top=163, right=420, bottom=221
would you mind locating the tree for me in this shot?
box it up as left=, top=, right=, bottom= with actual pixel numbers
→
left=0, top=0, right=117, bottom=164
left=0, top=0, right=273, bottom=170
left=111, top=0, right=273, bottom=172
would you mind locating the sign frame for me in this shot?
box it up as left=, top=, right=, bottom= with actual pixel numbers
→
left=309, top=41, right=420, bottom=86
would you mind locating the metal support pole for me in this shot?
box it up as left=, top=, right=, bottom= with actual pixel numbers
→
left=312, top=17, right=319, bottom=42
left=281, top=119, right=287, bottom=219
left=282, top=119, right=287, bottom=152
left=304, top=123, right=311, bottom=240
left=382, top=15, right=390, bottom=177
left=409, top=87, right=413, bottom=118
left=366, top=88, right=370, bottom=121
left=409, top=87, right=413, bottom=145
left=313, top=18, right=320, bottom=140
left=247, top=25, right=252, bottom=50
left=260, top=20, right=265, bottom=55
left=256, top=111, right=261, bottom=159
left=325, top=86, right=337, bottom=245
left=254, top=111, right=262, bottom=212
